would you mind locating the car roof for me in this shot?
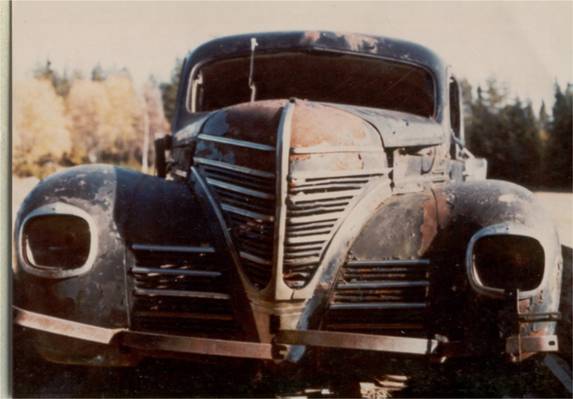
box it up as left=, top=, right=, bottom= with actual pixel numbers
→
left=185, top=31, right=446, bottom=79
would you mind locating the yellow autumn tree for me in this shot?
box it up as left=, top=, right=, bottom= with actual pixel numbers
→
left=101, top=73, right=145, bottom=166
left=66, top=78, right=111, bottom=163
left=13, top=79, right=71, bottom=177
left=67, top=72, right=145, bottom=167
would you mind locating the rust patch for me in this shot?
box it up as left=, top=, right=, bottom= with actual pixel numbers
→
left=433, top=188, right=453, bottom=229
left=419, top=193, right=438, bottom=256
left=290, top=101, right=377, bottom=148
left=203, top=99, right=286, bottom=146
left=518, top=298, right=531, bottom=314
left=290, top=154, right=311, bottom=161
left=301, top=31, right=321, bottom=44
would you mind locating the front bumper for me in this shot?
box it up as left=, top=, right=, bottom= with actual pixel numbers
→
left=14, top=306, right=558, bottom=363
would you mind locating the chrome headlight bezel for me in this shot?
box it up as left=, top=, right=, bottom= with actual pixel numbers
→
left=17, top=202, right=99, bottom=278
left=465, top=223, right=555, bottom=299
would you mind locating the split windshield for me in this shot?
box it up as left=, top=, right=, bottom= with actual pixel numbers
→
left=190, top=52, right=435, bottom=117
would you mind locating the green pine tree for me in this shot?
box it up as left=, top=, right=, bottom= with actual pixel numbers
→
left=160, top=58, right=183, bottom=128
left=545, top=83, right=573, bottom=189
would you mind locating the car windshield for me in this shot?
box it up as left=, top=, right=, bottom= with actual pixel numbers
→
left=190, top=52, right=435, bottom=117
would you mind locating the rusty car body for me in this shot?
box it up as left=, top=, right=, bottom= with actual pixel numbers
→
left=13, top=31, right=562, bottom=375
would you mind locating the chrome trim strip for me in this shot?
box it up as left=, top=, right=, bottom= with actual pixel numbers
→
left=173, top=169, right=188, bottom=178
left=220, top=203, right=274, bottom=222
left=347, top=259, right=431, bottom=267
left=131, top=267, right=221, bottom=278
left=239, top=251, right=272, bottom=266
left=194, top=157, right=274, bottom=179
left=197, top=133, right=275, bottom=152
left=283, top=257, right=320, bottom=266
left=206, top=177, right=275, bottom=199
left=289, top=189, right=359, bottom=203
left=291, top=146, right=386, bottom=154
left=289, top=169, right=390, bottom=180
left=134, top=288, right=230, bottom=300
left=286, top=234, right=330, bottom=245
left=337, top=281, right=429, bottom=289
left=465, top=223, right=552, bottom=299
left=330, top=302, right=427, bottom=310
left=17, top=202, right=99, bottom=279
left=287, top=212, right=342, bottom=225
left=133, top=310, right=233, bottom=321
left=131, top=244, right=215, bottom=253
left=287, top=228, right=332, bottom=237
left=269, top=101, right=296, bottom=300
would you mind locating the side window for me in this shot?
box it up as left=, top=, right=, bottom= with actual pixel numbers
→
left=449, top=76, right=461, bottom=139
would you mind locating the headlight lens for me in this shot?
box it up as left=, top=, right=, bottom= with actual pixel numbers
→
left=22, top=214, right=91, bottom=270
left=472, top=235, right=544, bottom=292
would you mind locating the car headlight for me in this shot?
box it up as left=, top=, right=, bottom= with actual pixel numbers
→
left=18, top=202, right=98, bottom=278
left=466, top=224, right=546, bottom=298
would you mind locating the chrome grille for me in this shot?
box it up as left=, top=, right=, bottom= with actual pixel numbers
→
left=324, top=259, right=431, bottom=335
left=283, top=173, right=383, bottom=288
left=130, top=244, right=240, bottom=337
left=195, top=157, right=276, bottom=289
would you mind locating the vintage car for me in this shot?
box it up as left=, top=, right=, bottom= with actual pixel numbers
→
left=13, top=31, right=562, bottom=386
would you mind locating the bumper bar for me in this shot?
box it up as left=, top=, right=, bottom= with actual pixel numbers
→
left=14, top=307, right=559, bottom=361
left=13, top=305, right=122, bottom=344
left=276, top=329, right=438, bottom=355
left=14, top=306, right=273, bottom=360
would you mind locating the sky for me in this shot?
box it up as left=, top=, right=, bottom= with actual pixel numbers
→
left=12, top=1, right=573, bottom=110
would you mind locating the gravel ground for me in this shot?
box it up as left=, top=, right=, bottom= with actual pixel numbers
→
left=10, top=177, right=573, bottom=397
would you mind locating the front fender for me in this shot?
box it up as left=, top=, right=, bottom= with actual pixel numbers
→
left=317, top=179, right=561, bottom=358
left=14, top=165, right=217, bottom=328
left=14, top=165, right=131, bottom=327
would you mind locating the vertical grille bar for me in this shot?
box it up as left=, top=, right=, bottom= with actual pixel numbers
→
left=271, top=102, right=296, bottom=298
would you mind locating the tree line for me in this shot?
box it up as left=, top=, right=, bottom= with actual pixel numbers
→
left=13, top=61, right=169, bottom=178
left=13, top=61, right=572, bottom=191
left=462, top=78, right=572, bottom=190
